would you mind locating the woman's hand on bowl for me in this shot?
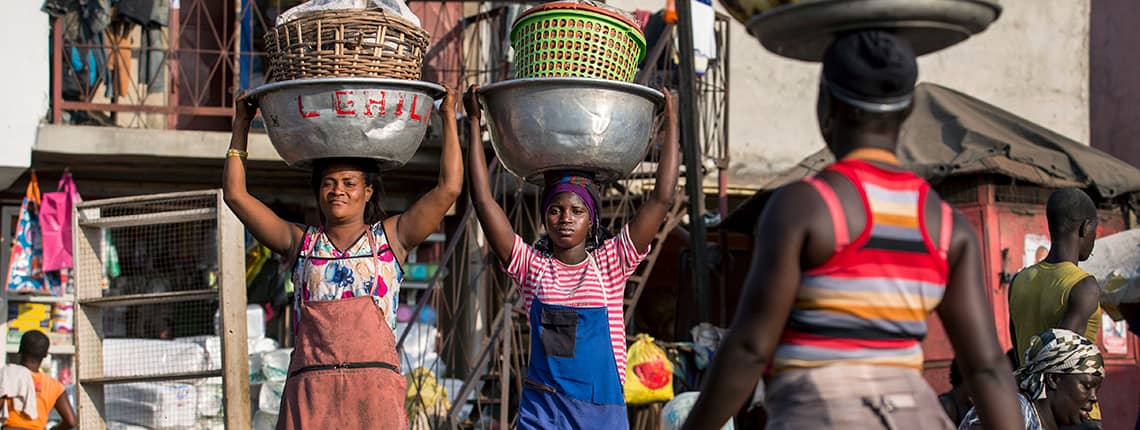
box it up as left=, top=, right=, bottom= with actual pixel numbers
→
left=234, top=91, right=259, bottom=128
left=463, top=84, right=481, bottom=122
left=441, top=84, right=458, bottom=115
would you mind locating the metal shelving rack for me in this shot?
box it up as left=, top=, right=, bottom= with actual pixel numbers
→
left=1, top=292, right=77, bottom=354
left=72, top=190, right=250, bottom=429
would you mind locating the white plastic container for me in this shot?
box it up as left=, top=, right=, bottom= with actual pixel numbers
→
left=174, top=335, right=223, bottom=370
left=102, top=339, right=208, bottom=378
left=214, top=305, right=267, bottom=339
left=198, top=378, right=225, bottom=418
left=252, top=410, right=279, bottom=430
left=105, top=382, right=198, bottom=429
left=262, top=348, right=294, bottom=382
left=259, top=380, right=287, bottom=413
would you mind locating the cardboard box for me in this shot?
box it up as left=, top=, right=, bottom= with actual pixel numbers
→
left=17, top=303, right=51, bottom=315
left=9, top=319, right=51, bottom=331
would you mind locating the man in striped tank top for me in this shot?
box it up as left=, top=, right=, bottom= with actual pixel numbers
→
left=683, top=31, right=1022, bottom=430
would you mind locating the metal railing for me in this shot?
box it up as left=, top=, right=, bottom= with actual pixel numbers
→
left=49, top=0, right=278, bottom=129
left=46, top=0, right=478, bottom=131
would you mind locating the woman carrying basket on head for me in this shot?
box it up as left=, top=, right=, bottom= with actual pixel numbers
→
left=465, top=86, right=680, bottom=429
left=223, top=86, right=463, bottom=429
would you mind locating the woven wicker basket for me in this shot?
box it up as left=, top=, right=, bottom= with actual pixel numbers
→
left=265, top=9, right=430, bottom=82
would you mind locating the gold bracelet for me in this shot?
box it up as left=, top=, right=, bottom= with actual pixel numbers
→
left=226, top=149, right=248, bottom=159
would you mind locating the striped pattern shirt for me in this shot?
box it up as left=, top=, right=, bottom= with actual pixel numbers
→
left=506, top=226, right=649, bottom=384
left=773, top=159, right=952, bottom=374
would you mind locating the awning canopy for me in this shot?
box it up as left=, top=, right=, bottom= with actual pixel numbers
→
left=721, top=82, right=1140, bottom=234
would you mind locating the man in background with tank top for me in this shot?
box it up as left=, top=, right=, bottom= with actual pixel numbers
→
left=1009, top=188, right=1104, bottom=428
left=681, top=31, right=1022, bottom=429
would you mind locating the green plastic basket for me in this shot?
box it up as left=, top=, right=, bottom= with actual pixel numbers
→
left=511, top=7, right=647, bottom=82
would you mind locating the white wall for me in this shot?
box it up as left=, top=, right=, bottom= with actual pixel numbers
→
left=0, top=3, right=51, bottom=189
left=609, top=0, right=1091, bottom=190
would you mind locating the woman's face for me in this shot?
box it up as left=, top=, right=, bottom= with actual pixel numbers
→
left=544, top=192, right=591, bottom=250
left=1048, top=373, right=1103, bottom=425
left=318, top=164, right=373, bottom=223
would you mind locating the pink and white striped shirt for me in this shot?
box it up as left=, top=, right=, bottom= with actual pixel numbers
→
left=506, top=226, right=649, bottom=384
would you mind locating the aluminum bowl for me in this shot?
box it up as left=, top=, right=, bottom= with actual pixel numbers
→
left=740, top=0, right=1001, bottom=61
left=477, top=78, right=664, bottom=184
left=246, top=78, right=445, bottom=169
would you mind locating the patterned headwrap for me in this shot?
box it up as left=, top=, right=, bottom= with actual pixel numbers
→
left=1015, top=328, right=1104, bottom=400
left=534, top=173, right=611, bottom=255
left=542, top=175, right=598, bottom=220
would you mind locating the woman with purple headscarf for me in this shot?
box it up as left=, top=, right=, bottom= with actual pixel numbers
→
left=464, top=86, right=680, bottom=429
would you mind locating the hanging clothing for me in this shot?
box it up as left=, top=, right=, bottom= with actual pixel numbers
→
left=116, top=0, right=168, bottom=26
left=82, top=0, right=112, bottom=35
left=117, top=0, right=169, bottom=91
left=506, top=226, right=649, bottom=429
left=103, top=229, right=121, bottom=278
left=138, top=27, right=166, bottom=91
left=277, top=224, right=407, bottom=429
left=6, top=174, right=45, bottom=294
left=291, top=222, right=404, bottom=333
left=40, top=170, right=81, bottom=273
left=106, top=22, right=133, bottom=98
left=41, top=0, right=70, bottom=17
left=56, top=5, right=109, bottom=102
left=81, top=0, right=113, bottom=99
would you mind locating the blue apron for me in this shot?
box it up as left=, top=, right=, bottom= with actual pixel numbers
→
left=517, top=258, right=628, bottom=430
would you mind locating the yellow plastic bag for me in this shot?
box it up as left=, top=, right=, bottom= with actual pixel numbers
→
left=406, top=367, right=451, bottom=418
left=624, top=334, right=674, bottom=405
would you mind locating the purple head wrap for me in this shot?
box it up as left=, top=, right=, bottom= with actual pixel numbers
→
left=541, top=176, right=597, bottom=220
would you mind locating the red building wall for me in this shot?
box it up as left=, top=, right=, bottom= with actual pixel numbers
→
left=923, top=188, right=1139, bottom=430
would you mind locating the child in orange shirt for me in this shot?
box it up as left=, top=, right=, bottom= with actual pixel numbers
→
left=4, top=331, right=75, bottom=430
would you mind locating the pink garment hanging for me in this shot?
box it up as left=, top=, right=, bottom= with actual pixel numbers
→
left=40, top=170, right=81, bottom=272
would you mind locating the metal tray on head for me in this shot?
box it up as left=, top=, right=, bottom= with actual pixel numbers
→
left=246, top=78, right=445, bottom=170
left=739, top=0, right=1001, bottom=62
left=477, top=77, right=664, bottom=184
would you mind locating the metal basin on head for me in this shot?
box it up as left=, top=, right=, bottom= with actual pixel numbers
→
left=246, top=78, right=445, bottom=169
left=734, top=0, right=1001, bottom=61
left=477, top=78, right=664, bottom=184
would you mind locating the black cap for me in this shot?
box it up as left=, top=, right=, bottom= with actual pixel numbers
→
left=821, top=31, right=918, bottom=112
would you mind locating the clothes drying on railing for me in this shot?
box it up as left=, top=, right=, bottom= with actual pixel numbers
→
left=44, top=0, right=112, bottom=100
left=117, top=0, right=169, bottom=91
left=42, top=0, right=170, bottom=100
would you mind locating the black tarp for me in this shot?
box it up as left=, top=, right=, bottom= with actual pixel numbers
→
left=722, top=82, right=1140, bottom=233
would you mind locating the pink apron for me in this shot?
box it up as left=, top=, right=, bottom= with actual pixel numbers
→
left=276, top=230, right=407, bottom=429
